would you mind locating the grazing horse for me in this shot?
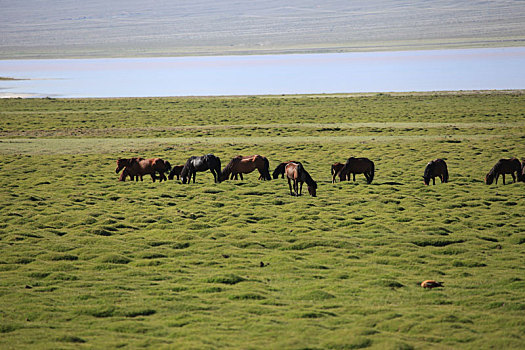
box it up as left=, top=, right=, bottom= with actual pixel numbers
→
left=116, top=158, right=171, bottom=182
left=331, top=162, right=346, bottom=183
left=485, top=158, right=522, bottom=185
left=285, top=162, right=317, bottom=197
left=340, top=157, right=375, bottom=184
left=180, top=154, right=221, bottom=184
left=167, top=165, right=185, bottom=180
left=220, top=155, right=271, bottom=181
left=423, top=159, right=449, bottom=185
left=273, top=161, right=300, bottom=179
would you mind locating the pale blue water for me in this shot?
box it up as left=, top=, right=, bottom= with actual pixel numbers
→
left=1, top=47, right=524, bottom=98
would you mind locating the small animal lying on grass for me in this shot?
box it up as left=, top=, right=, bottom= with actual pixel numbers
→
left=421, top=280, right=444, bottom=289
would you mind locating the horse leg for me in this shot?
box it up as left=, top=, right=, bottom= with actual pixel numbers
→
left=502, top=174, right=506, bottom=185
left=353, top=173, right=356, bottom=181
left=151, top=174, right=156, bottom=182
left=287, top=178, right=294, bottom=196
left=192, top=171, right=196, bottom=183
left=511, top=173, right=516, bottom=183
left=240, top=173, right=243, bottom=180
left=299, top=181, right=303, bottom=196
left=432, top=177, right=435, bottom=185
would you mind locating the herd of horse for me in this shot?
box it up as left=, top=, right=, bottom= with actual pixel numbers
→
left=116, top=154, right=525, bottom=197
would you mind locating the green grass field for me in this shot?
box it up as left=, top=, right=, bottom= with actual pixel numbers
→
left=0, top=92, right=524, bottom=349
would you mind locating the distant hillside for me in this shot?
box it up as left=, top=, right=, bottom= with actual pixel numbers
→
left=1, top=0, right=524, bottom=58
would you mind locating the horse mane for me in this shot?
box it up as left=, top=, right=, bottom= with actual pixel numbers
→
left=485, top=165, right=496, bottom=184
left=273, top=162, right=288, bottom=179
left=297, top=163, right=317, bottom=189
left=180, top=157, right=195, bottom=178
left=423, top=161, right=433, bottom=179
left=221, top=156, right=242, bottom=178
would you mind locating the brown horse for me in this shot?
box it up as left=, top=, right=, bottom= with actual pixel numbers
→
left=119, top=167, right=135, bottom=181
left=485, top=158, right=522, bottom=185
left=423, top=159, right=449, bottom=185
left=331, top=162, right=346, bottom=183
left=285, top=162, right=317, bottom=197
left=167, top=165, right=184, bottom=180
left=220, top=155, right=271, bottom=182
left=116, top=157, right=171, bottom=182
left=339, top=157, right=375, bottom=184
left=117, top=157, right=142, bottom=181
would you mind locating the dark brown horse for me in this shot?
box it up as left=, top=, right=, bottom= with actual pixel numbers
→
left=285, top=162, right=317, bottom=197
left=116, top=157, right=171, bottom=182
left=273, top=161, right=299, bottom=179
left=167, top=165, right=184, bottom=180
left=220, top=155, right=271, bottom=181
left=117, top=157, right=141, bottom=181
left=485, top=158, right=522, bottom=185
left=331, top=162, right=346, bottom=183
left=339, top=157, right=375, bottom=184
left=423, top=159, right=449, bottom=185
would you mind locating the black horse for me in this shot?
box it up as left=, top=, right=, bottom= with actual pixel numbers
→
left=180, top=154, right=221, bottom=184
left=423, top=158, right=449, bottom=185
left=273, top=161, right=300, bottom=179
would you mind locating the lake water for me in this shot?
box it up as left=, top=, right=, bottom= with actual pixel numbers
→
left=1, top=47, right=524, bottom=98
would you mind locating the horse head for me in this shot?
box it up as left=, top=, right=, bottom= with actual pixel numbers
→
left=485, top=172, right=494, bottom=185
left=115, top=158, right=130, bottom=174
left=423, top=176, right=430, bottom=185
left=180, top=159, right=193, bottom=184
left=307, top=182, right=317, bottom=197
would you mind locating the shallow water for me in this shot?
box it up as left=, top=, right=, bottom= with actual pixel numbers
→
left=1, top=47, right=524, bottom=98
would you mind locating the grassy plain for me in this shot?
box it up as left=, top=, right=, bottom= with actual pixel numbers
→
left=0, top=92, right=524, bottom=349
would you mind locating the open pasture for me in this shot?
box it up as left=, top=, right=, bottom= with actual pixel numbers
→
left=0, top=92, right=524, bottom=349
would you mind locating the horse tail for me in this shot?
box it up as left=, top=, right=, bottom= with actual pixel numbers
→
left=443, top=165, right=449, bottom=183
left=262, top=156, right=271, bottom=180
left=368, top=161, right=375, bottom=184
left=296, top=162, right=304, bottom=175
left=215, top=155, right=222, bottom=176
